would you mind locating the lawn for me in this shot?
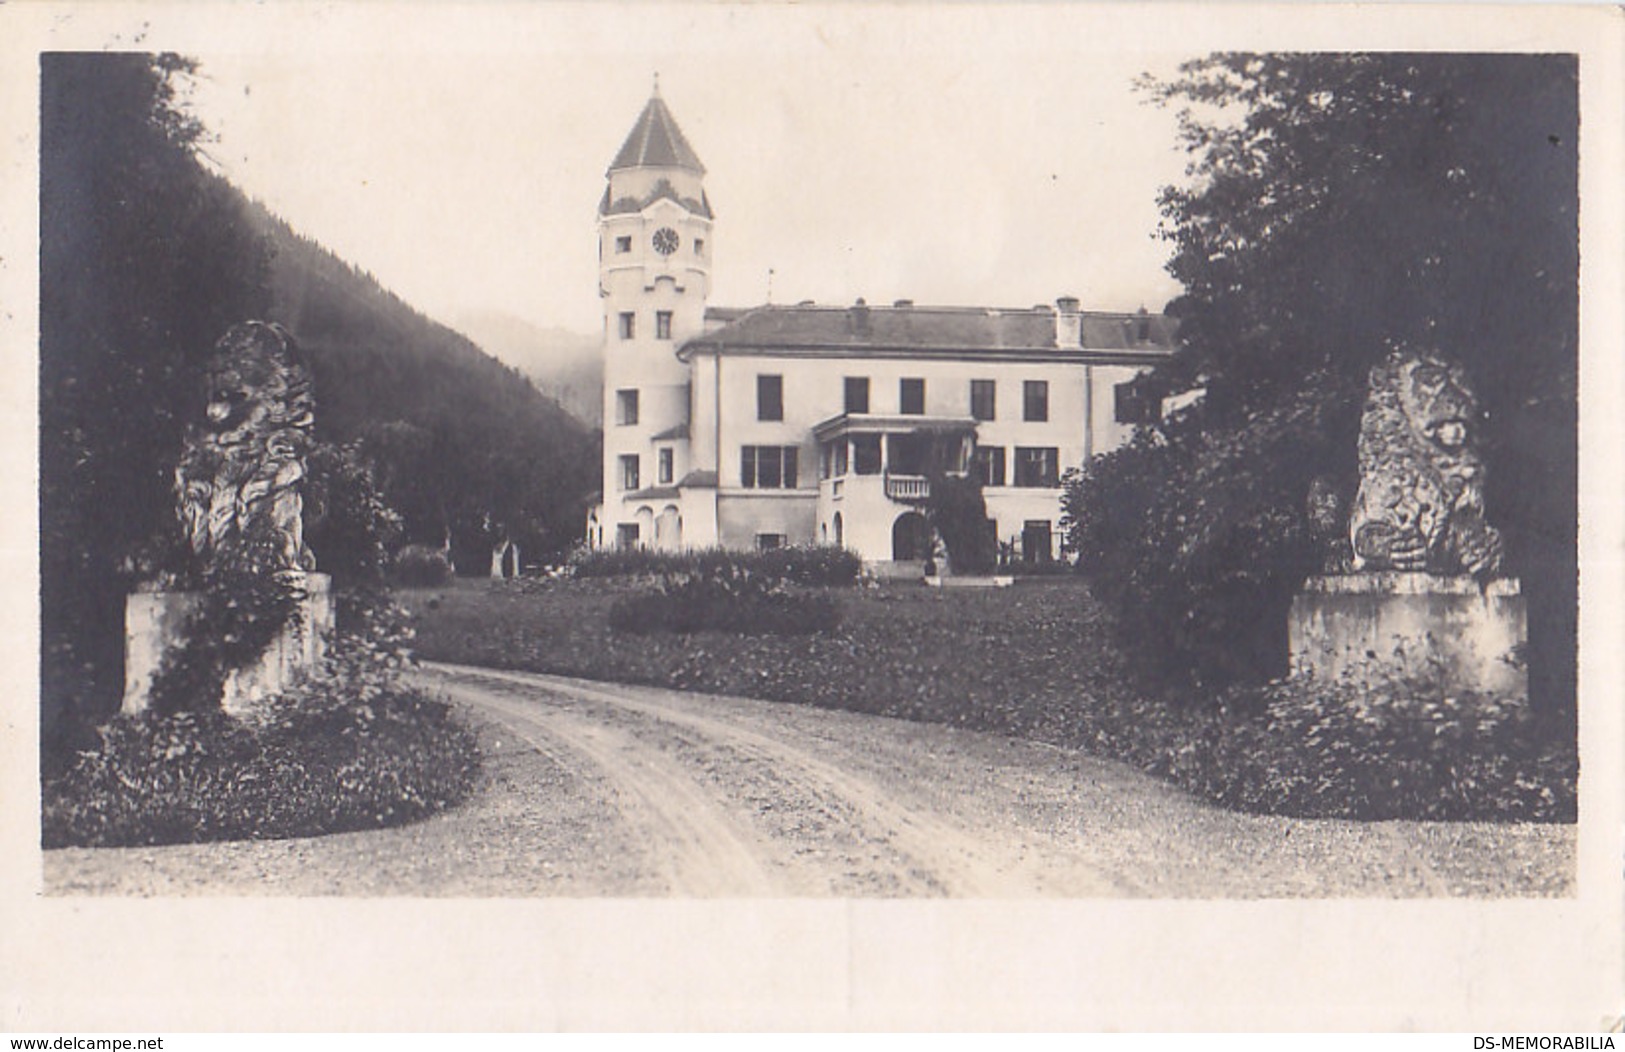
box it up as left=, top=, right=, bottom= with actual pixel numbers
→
left=402, top=575, right=1136, bottom=747
left=400, top=574, right=1575, bottom=823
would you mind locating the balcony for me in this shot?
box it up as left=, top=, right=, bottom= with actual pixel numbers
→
left=884, top=474, right=930, bottom=502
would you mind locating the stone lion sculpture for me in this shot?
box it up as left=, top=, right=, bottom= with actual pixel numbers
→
left=1348, top=347, right=1504, bottom=576
left=175, top=321, right=316, bottom=575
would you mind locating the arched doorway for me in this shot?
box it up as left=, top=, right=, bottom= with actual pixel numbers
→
left=892, top=511, right=930, bottom=561
left=656, top=505, right=681, bottom=550
left=634, top=506, right=655, bottom=550
left=833, top=512, right=843, bottom=548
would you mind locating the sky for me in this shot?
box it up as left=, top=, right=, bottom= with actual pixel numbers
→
left=180, top=6, right=1195, bottom=340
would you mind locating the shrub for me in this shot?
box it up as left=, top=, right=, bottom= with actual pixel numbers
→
left=41, top=683, right=480, bottom=848
left=144, top=520, right=307, bottom=717
left=393, top=544, right=455, bottom=587
left=43, top=581, right=478, bottom=848
left=571, top=545, right=861, bottom=587
left=1154, top=668, right=1576, bottom=822
left=928, top=474, right=997, bottom=575
left=305, top=440, right=404, bottom=588
left=1061, top=386, right=1342, bottom=689
left=608, top=567, right=840, bottom=635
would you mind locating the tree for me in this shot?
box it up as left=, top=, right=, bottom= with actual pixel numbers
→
left=40, top=53, right=274, bottom=751
left=1067, top=54, right=1577, bottom=712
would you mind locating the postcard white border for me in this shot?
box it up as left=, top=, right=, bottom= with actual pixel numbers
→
left=1, top=2, right=1620, bottom=1032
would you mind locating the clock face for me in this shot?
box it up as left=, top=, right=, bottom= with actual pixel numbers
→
left=652, top=227, right=680, bottom=256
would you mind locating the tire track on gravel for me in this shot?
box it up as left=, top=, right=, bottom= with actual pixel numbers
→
left=435, top=676, right=778, bottom=896
left=421, top=663, right=1135, bottom=896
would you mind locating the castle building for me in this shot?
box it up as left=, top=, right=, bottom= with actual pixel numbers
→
left=587, top=85, right=1178, bottom=568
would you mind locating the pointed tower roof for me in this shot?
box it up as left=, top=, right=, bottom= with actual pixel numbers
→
left=608, top=82, right=706, bottom=175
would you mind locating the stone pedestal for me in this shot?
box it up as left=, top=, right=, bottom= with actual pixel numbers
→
left=1289, top=573, right=1526, bottom=696
left=122, top=573, right=335, bottom=716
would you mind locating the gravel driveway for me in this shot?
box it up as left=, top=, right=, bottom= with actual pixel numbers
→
left=44, top=663, right=1575, bottom=897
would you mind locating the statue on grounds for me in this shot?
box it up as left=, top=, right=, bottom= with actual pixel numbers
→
left=1347, top=347, right=1504, bottom=576
left=175, top=321, right=316, bottom=575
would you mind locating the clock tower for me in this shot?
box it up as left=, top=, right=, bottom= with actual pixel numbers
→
left=593, top=79, right=714, bottom=549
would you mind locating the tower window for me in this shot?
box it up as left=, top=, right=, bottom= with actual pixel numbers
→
left=615, top=389, right=639, bottom=426
left=757, top=374, right=784, bottom=421
left=844, top=376, right=870, bottom=414
left=900, top=377, right=925, bottom=415
left=615, top=235, right=632, bottom=254
left=618, top=312, right=635, bottom=340
left=619, top=454, right=640, bottom=491
left=658, top=447, right=674, bottom=485
left=694, top=238, right=705, bottom=256
left=656, top=311, right=673, bottom=340
left=971, top=379, right=996, bottom=421
left=1023, top=380, right=1049, bottom=422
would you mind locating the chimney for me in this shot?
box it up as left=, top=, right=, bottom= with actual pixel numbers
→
left=1055, top=296, right=1082, bottom=349
left=893, top=298, right=914, bottom=309
left=848, top=297, right=871, bottom=336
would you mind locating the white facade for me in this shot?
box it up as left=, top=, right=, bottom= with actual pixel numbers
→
left=587, top=90, right=1176, bottom=567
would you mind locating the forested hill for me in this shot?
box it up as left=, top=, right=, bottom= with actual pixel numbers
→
left=245, top=201, right=601, bottom=563
left=41, top=52, right=596, bottom=741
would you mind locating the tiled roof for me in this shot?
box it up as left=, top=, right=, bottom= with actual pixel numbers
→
left=609, top=94, right=705, bottom=175
left=680, top=303, right=1179, bottom=360
left=624, top=485, right=682, bottom=501
left=677, top=469, right=718, bottom=488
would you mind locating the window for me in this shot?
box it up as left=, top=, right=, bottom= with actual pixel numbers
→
left=656, top=311, right=673, bottom=340
left=1115, top=379, right=1160, bottom=424
left=834, top=439, right=849, bottom=477
left=844, top=376, right=870, bottom=414
left=615, top=235, right=632, bottom=254
left=1022, top=520, right=1054, bottom=564
left=970, top=379, right=996, bottom=421
left=1013, top=447, right=1059, bottom=487
left=658, top=447, right=674, bottom=485
left=852, top=434, right=882, bottom=475
left=756, top=533, right=786, bottom=551
left=900, top=377, right=925, bottom=415
left=972, top=446, right=1006, bottom=487
left=619, top=454, right=640, bottom=491
left=618, top=312, right=635, bottom=340
left=616, top=523, right=640, bottom=550
left=757, top=374, right=784, bottom=421
left=694, top=238, right=705, bottom=256
left=741, top=446, right=799, bottom=489
left=1023, top=380, right=1049, bottom=422
left=615, top=388, right=639, bottom=426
